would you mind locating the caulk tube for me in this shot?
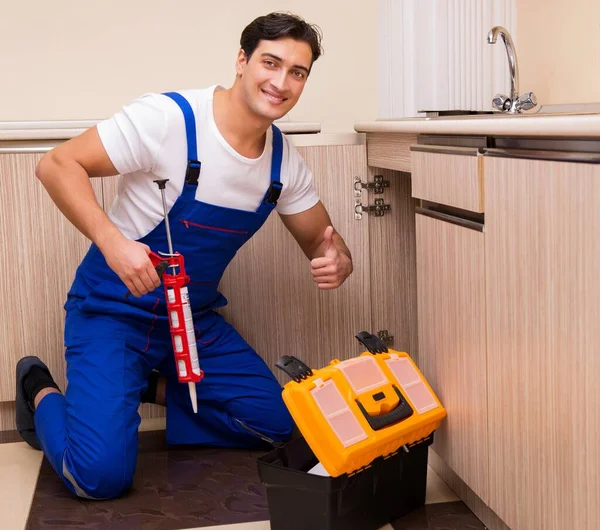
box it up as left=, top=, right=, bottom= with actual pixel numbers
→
left=180, top=285, right=201, bottom=413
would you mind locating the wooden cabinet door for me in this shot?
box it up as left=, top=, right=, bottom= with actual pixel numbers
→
left=219, top=144, right=372, bottom=381
left=415, top=213, right=489, bottom=503
left=485, top=156, right=600, bottom=530
left=0, top=153, right=102, bottom=400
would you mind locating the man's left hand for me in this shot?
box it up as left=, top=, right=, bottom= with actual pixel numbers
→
left=310, top=226, right=353, bottom=290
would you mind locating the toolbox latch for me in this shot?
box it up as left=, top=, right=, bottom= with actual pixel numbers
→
left=356, top=385, right=414, bottom=431
left=276, top=355, right=313, bottom=382
left=355, top=331, right=388, bottom=354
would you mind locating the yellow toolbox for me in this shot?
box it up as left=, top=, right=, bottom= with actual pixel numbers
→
left=275, top=331, right=447, bottom=477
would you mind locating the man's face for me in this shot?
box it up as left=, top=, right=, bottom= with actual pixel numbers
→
left=236, top=38, right=312, bottom=121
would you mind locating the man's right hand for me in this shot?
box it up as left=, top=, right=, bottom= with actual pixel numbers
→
left=100, top=234, right=161, bottom=298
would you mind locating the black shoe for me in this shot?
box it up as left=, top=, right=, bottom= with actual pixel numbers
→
left=15, top=356, right=52, bottom=450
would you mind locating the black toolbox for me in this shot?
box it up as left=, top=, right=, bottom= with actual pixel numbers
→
left=257, top=433, right=433, bottom=530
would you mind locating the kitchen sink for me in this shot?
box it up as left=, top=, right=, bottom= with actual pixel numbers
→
left=378, top=103, right=600, bottom=122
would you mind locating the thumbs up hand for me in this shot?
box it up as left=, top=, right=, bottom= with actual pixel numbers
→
left=310, top=226, right=353, bottom=290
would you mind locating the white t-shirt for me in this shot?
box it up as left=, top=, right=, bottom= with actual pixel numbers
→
left=96, top=85, right=319, bottom=240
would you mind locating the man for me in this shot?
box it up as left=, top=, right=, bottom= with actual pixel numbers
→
left=15, top=12, right=353, bottom=500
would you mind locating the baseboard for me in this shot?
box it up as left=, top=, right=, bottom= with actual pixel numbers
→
left=0, top=401, right=15, bottom=431
left=0, top=400, right=166, bottom=433
left=139, top=416, right=166, bottom=432
left=428, top=449, right=512, bottom=530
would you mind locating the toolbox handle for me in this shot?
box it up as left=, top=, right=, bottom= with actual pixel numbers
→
left=355, top=385, right=413, bottom=431
left=355, top=331, right=388, bottom=354
left=275, top=355, right=313, bottom=382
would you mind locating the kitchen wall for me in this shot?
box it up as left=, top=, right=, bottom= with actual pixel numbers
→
left=516, top=0, right=600, bottom=105
left=0, top=1, right=377, bottom=132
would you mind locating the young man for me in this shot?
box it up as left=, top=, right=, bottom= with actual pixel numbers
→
left=15, top=12, right=353, bottom=500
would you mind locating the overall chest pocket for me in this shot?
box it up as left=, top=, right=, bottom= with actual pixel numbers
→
left=178, top=218, right=257, bottom=256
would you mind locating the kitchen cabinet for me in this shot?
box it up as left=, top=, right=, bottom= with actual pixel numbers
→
left=484, top=155, right=600, bottom=530
left=410, top=144, right=489, bottom=503
left=354, top=125, right=600, bottom=530
left=0, top=153, right=103, bottom=401
left=412, top=146, right=600, bottom=529
left=415, top=212, right=489, bottom=504
left=1, top=137, right=388, bottom=429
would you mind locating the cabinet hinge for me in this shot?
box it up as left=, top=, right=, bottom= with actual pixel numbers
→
left=354, top=176, right=391, bottom=220
left=377, top=330, right=394, bottom=347
left=355, top=199, right=391, bottom=220
left=354, top=175, right=390, bottom=194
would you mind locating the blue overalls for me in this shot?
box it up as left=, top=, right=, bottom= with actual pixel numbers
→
left=33, top=92, right=294, bottom=500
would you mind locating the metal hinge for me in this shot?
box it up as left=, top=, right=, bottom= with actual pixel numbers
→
left=354, top=175, right=390, bottom=194
left=355, top=199, right=391, bottom=220
left=354, top=176, right=391, bottom=220
left=377, top=330, right=394, bottom=347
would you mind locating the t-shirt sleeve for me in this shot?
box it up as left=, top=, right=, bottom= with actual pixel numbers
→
left=96, top=93, right=169, bottom=175
left=276, top=137, right=320, bottom=215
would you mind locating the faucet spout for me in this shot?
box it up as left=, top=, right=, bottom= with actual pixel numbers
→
left=487, top=26, right=519, bottom=104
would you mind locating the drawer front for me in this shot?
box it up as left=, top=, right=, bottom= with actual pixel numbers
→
left=366, top=133, right=417, bottom=172
left=411, top=149, right=484, bottom=212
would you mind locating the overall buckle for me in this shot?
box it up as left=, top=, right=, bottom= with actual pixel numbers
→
left=185, top=160, right=201, bottom=185
left=265, top=181, right=283, bottom=205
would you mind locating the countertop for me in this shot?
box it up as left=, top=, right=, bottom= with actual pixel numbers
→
left=354, top=112, right=600, bottom=137
left=0, top=120, right=364, bottom=153
left=0, top=119, right=322, bottom=141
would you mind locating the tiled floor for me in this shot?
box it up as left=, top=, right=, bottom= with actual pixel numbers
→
left=0, top=428, right=487, bottom=530
left=0, top=439, right=44, bottom=530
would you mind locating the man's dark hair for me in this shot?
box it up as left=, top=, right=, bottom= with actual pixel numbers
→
left=240, top=12, right=323, bottom=70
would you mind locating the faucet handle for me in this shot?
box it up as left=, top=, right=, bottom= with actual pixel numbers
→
left=515, top=91, right=538, bottom=112
left=492, top=93, right=512, bottom=112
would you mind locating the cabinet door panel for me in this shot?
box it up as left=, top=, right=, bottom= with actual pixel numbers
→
left=416, top=214, right=488, bottom=502
left=0, top=153, right=101, bottom=400
left=219, top=144, right=372, bottom=382
left=485, top=157, right=600, bottom=530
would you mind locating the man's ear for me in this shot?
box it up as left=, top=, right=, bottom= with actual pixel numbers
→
left=236, top=49, right=248, bottom=76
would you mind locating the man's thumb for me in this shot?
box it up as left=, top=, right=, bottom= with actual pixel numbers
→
left=324, top=226, right=336, bottom=254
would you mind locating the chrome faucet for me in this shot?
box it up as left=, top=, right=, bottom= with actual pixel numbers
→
left=487, top=26, right=537, bottom=113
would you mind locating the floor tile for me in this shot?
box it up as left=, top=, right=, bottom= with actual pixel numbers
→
left=183, top=522, right=393, bottom=530
left=187, top=522, right=271, bottom=530
left=391, top=501, right=486, bottom=530
left=0, top=442, right=44, bottom=530
left=26, top=431, right=270, bottom=530
left=0, top=429, right=21, bottom=444
left=20, top=429, right=479, bottom=530
left=158, top=502, right=480, bottom=530
left=425, top=465, right=459, bottom=504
